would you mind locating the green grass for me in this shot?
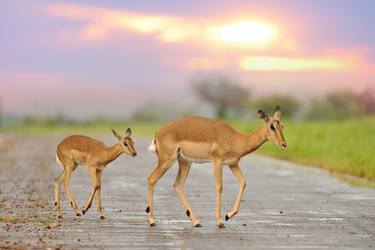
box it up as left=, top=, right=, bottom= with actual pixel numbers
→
left=1, top=117, right=375, bottom=182
left=232, top=117, right=375, bottom=182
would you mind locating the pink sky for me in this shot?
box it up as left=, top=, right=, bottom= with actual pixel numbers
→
left=1, top=1, right=375, bottom=118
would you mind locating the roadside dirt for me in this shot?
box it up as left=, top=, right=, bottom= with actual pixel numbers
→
left=0, top=136, right=61, bottom=249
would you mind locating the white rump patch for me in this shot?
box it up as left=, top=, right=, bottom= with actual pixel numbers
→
left=55, top=153, right=62, bottom=165
left=148, top=139, right=157, bottom=153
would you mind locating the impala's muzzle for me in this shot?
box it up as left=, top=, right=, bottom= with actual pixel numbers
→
left=280, top=142, right=287, bottom=149
left=132, top=152, right=137, bottom=157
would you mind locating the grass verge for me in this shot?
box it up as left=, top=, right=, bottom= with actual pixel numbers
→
left=233, top=117, right=375, bottom=182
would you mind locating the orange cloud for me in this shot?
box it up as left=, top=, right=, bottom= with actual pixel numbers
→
left=42, top=3, right=375, bottom=73
left=239, top=56, right=347, bottom=71
left=43, top=3, right=281, bottom=48
left=44, top=3, right=191, bottom=43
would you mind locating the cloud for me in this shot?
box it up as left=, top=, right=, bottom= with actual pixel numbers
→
left=239, top=56, right=345, bottom=71
left=41, top=3, right=375, bottom=73
left=43, top=3, right=283, bottom=48
left=44, top=3, right=191, bottom=43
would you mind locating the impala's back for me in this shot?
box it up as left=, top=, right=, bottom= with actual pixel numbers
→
left=153, top=116, right=240, bottom=162
left=57, top=135, right=106, bottom=165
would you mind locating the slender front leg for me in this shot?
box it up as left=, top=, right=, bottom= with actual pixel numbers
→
left=173, top=160, right=202, bottom=227
left=213, top=159, right=225, bottom=228
left=96, top=170, right=105, bottom=219
left=63, top=165, right=81, bottom=216
left=225, top=164, right=246, bottom=221
left=54, top=171, right=65, bottom=218
left=82, top=167, right=99, bottom=215
left=147, top=158, right=175, bottom=226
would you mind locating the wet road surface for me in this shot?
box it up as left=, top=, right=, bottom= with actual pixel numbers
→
left=0, top=136, right=374, bottom=249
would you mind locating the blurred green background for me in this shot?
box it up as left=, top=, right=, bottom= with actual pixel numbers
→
left=1, top=80, right=375, bottom=182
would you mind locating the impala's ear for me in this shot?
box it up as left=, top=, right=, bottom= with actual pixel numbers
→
left=125, top=128, right=132, bottom=138
left=274, top=105, right=282, bottom=120
left=111, top=128, right=122, bottom=141
left=258, top=110, right=269, bottom=122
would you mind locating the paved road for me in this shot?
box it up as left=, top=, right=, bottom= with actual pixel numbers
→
left=0, top=136, right=374, bottom=249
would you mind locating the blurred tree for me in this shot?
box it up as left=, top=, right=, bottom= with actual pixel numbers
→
left=306, top=90, right=361, bottom=120
left=250, top=95, right=300, bottom=119
left=192, top=76, right=250, bottom=118
left=356, top=87, right=375, bottom=114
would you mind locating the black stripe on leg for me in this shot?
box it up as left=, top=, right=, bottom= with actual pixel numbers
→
left=54, top=202, right=57, bottom=206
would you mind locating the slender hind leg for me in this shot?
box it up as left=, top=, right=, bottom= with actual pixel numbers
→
left=96, top=170, right=105, bottom=219
left=225, top=164, right=246, bottom=221
left=54, top=171, right=64, bottom=218
left=63, top=163, right=81, bottom=216
left=82, top=166, right=100, bottom=215
left=173, top=159, right=202, bottom=227
left=146, top=157, right=176, bottom=226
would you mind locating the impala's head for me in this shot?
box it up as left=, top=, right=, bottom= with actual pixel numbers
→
left=111, top=128, right=137, bottom=157
left=258, top=105, right=287, bottom=149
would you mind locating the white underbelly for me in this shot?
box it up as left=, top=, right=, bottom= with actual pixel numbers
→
left=179, top=151, right=212, bottom=164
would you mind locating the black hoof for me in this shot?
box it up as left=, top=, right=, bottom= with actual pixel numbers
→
left=218, top=223, right=225, bottom=229
left=150, top=223, right=156, bottom=227
left=82, top=210, right=86, bottom=215
left=186, top=210, right=190, bottom=218
left=100, top=215, right=105, bottom=219
left=76, top=213, right=81, bottom=217
left=225, top=214, right=230, bottom=221
left=146, top=206, right=150, bottom=213
left=195, top=223, right=202, bottom=227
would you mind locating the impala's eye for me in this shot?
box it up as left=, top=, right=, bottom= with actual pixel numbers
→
left=270, top=124, right=276, bottom=131
left=124, top=142, right=128, bottom=147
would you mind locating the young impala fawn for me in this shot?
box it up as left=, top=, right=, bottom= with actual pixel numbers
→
left=146, top=106, right=286, bottom=228
left=54, top=128, right=137, bottom=219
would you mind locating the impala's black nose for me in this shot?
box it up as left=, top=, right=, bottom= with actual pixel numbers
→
left=281, top=143, right=287, bottom=149
left=132, top=152, right=137, bottom=157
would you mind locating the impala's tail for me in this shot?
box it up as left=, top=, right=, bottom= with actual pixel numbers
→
left=55, top=152, right=63, bottom=165
left=148, top=138, right=157, bottom=153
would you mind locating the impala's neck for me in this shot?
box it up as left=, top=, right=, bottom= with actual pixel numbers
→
left=239, top=125, right=268, bottom=157
left=103, top=143, right=123, bottom=165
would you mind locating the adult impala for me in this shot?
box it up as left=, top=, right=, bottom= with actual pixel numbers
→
left=54, top=128, right=137, bottom=219
left=146, top=106, right=286, bottom=228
